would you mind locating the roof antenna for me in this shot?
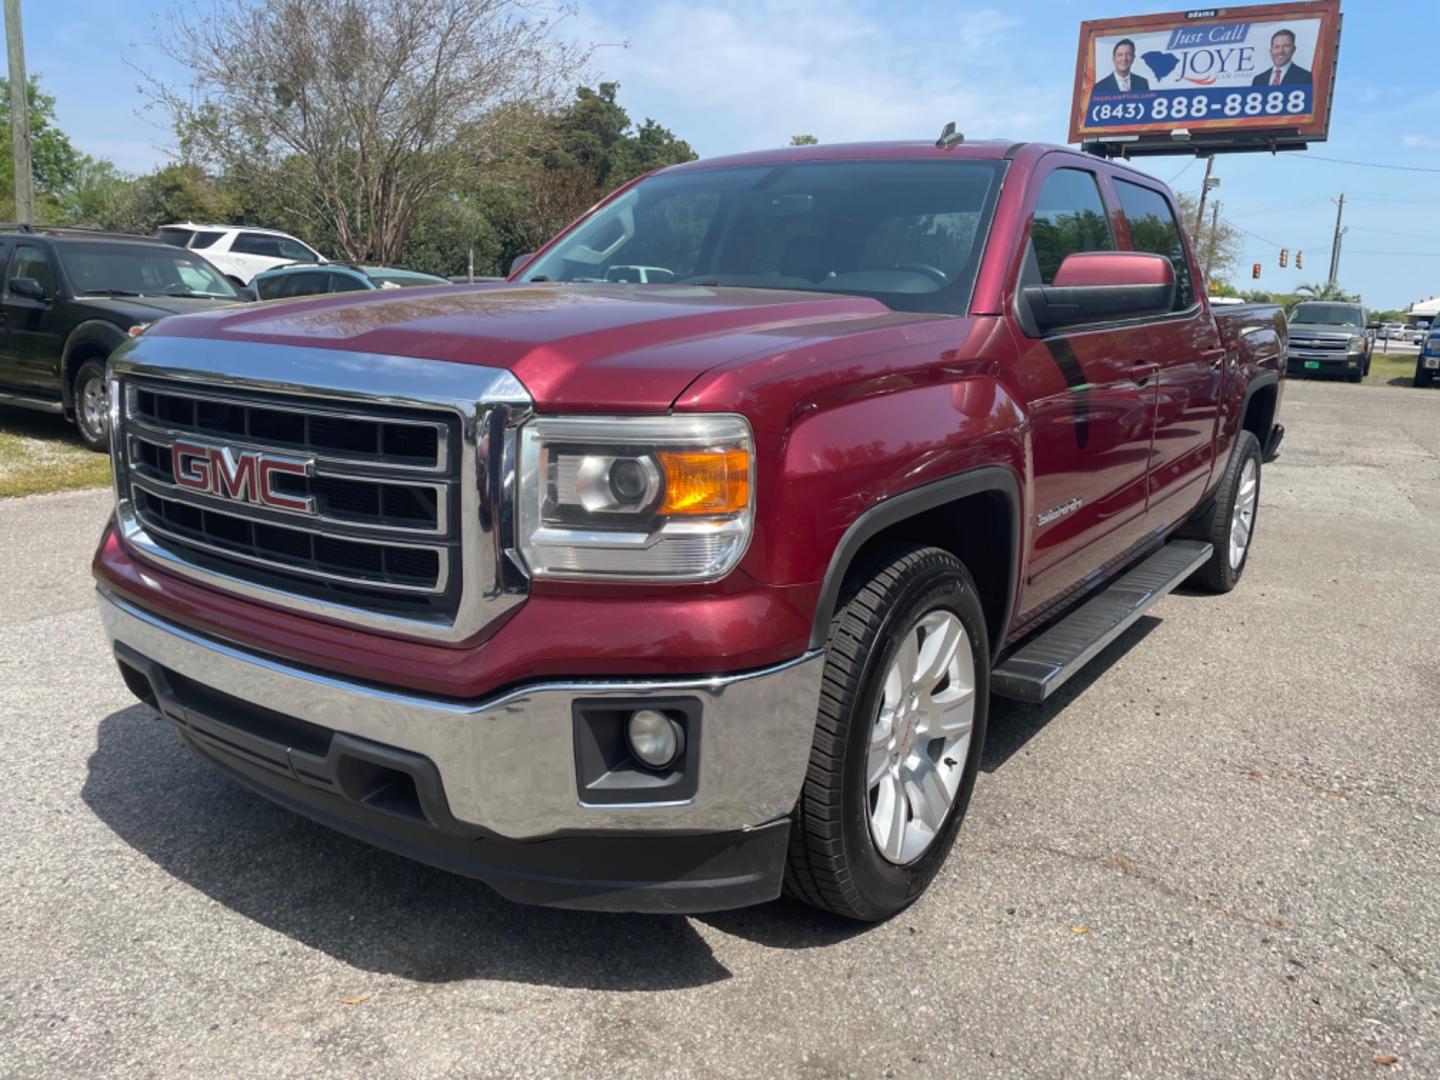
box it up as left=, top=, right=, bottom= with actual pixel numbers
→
left=935, top=121, right=964, bottom=150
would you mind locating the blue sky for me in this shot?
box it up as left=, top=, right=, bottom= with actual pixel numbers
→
left=22, top=0, right=1440, bottom=310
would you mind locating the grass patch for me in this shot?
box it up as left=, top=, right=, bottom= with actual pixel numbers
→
left=0, top=406, right=111, bottom=498
left=1364, top=348, right=1422, bottom=387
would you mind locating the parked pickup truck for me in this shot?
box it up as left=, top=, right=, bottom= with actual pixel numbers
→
left=0, top=226, right=247, bottom=448
left=1285, top=301, right=1371, bottom=383
left=94, top=140, right=1286, bottom=919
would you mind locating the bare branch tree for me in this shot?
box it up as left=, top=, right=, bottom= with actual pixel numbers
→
left=145, top=0, right=589, bottom=261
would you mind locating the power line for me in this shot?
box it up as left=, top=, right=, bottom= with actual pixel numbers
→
left=1166, top=158, right=1197, bottom=185
left=1349, top=225, right=1440, bottom=242
left=1287, top=153, right=1440, bottom=175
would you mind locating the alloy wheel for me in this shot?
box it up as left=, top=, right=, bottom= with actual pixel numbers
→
left=866, top=609, right=976, bottom=864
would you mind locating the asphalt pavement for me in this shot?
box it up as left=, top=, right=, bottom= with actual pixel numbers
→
left=2, top=378, right=1438, bottom=1079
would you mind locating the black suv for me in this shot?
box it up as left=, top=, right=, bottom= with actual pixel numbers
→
left=0, top=226, right=247, bottom=450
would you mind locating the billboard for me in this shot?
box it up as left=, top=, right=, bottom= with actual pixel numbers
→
left=1068, top=2, right=1341, bottom=153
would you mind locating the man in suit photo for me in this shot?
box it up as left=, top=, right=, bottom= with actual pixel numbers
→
left=1093, top=39, right=1150, bottom=95
left=1252, top=28, right=1312, bottom=86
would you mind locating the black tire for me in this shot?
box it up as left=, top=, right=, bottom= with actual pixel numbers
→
left=1417, top=362, right=1434, bottom=388
left=784, top=544, right=989, bottom=921
left=1191, top=430, right=1261, bottom=593
left=72, top=359, right=110, bottom=452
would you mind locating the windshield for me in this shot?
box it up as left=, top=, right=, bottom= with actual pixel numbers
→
left=59, top=243, right=243, bottom=300
left=520, top=158, right=1007, bottom=315
left=1289, top=303, right=1363, bottom=327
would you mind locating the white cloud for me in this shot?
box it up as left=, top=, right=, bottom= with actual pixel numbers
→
left=1401, top=134, right=1440, bottom=149
left=568, top=1, right=1063, bottom=156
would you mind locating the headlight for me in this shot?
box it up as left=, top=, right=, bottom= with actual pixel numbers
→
left=517, top=414, right=754, bottom=580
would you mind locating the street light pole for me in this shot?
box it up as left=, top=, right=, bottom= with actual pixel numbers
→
left=3, top=0, right=33, bottom=225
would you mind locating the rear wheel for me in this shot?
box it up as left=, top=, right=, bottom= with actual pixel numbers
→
left=73, top=359, right=110, bottom=452
left=1192, top=431, right=1261, bottom=593
left=784, top=544, right=989, bottom=921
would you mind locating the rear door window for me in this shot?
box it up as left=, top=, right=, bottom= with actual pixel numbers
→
left=188, top=231, right=225, bottom=249
left=1028, top=168, right=1114, bottom=284
left=278, top=272, right=330, bottom=297
left=328, top=272, right=369, bottom=292
left=1113, top=179, right=1195, bottom=310
left=232, top=233, right=285, bottom=258
left=278, top=238, right=316, bottom=261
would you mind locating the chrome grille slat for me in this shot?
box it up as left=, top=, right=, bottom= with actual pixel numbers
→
left=109, top=342, right=533, bottom=642
left=126, top=431, right=450, bottom=537
left=129, top=382, right=451, bottom=474
left=132, top=487, right=447, bottom=595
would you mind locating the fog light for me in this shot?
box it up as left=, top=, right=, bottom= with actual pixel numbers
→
left=627, top=709, right=683, bottom=769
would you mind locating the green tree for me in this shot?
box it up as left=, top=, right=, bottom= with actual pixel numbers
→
left=148, top=0, right=591, bottom=262
left=1295, top=280, right=1361, bottom=303
left=1176, top=193, right=1242, bottom=286
left=542, top=83, right=695, bottom=191
left=0, top=75, right=84, bottom=220
left=789, top=134, right=819, bottom=146
left=107, top=163, right=237, bottom=234
left=59, top=157, right=133, bottom=227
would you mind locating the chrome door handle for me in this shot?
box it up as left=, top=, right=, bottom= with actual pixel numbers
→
left=1130, top=360, right=1160, bottom=385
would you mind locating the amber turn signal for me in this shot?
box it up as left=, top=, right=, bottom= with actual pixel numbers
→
left=657, top=448, right=750, bottom=515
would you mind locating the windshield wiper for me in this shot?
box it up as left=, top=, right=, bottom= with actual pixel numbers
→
left=80, top=289, right=142, bottom=297
left=157, top=291, right=233, bottom=299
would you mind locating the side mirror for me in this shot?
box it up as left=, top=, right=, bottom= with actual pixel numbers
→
left=1022, top=252, right=1175, bottom=332
left=509, top=252, right=537, bottom=277
left=9, top=276, right=48, bottom=301
left=1365, top=322, right=1382, bottom=331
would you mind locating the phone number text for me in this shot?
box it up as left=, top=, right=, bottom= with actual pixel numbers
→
left=1087, top=87, right=1312, bottom=127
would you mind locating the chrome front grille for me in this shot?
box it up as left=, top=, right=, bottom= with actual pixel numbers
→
left=1287, top=336, right=1348, bottom=352
left=110, top=339, right=532, bottom=642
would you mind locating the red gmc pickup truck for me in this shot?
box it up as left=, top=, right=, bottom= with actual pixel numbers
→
left=94, top=139, right=1285, bottom=920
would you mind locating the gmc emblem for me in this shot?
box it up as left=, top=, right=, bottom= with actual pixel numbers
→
left=171, top=441, right=315, bottom=514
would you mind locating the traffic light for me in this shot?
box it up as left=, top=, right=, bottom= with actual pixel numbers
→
left=1280, top=248, right=1289, bottom=268
left=1252, top=262, right=1262, bottom=279
left=1296, top=251, right=1304, bottom=269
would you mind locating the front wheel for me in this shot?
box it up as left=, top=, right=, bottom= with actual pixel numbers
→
left=73, top=359, right=110, bottom=452
left=1417, top=362, right=1435, bottom=388
left=784, top=544, right=989, bottom=921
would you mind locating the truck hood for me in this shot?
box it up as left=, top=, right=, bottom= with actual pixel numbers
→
left=83, top=295, right=244, bottom=323
left=144, top=283, right=929, bottom=410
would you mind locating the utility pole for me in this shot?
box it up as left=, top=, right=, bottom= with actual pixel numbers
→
left=1327, top=193, right=1346, bottom=288
left=1205, top=200, right=1221, bottom=280
left=1193, top=155, right=1215, bottom=237
left=3, top=0, right=32, bottom=225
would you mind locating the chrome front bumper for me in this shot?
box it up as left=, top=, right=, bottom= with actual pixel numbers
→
left=98, top=590, right=825, bottom=840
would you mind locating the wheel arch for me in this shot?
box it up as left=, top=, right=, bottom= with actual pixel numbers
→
left=1239, top=370, right=1279, bottom=446
left=808, top=466, right=1021, bottom=661
left=60, top=320, right=126, bottom=414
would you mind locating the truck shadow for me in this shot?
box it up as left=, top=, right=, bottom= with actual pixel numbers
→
left=82, top=704, right=737, bottom=991
left=82, top=620, right=1166, bottom=971
left=982, top=616, right=1160, bottom=773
